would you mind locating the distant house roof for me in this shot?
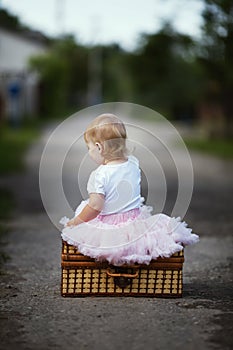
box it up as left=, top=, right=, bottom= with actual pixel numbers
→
left=0, top=25, right=51, bottom=45
left=0, top=27, right=50, bottom=74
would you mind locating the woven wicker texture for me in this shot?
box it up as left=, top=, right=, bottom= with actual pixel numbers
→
left=61, top=241, right=184, bottom=298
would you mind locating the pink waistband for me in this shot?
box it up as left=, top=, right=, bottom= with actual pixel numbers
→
left=97, top=208, right=140, bottom=224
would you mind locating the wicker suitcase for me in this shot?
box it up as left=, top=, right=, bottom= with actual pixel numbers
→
left=61, top=241, right=184, bottom=298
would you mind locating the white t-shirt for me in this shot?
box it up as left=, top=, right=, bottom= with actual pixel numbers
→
left=87, top=156, right=142, bottom=215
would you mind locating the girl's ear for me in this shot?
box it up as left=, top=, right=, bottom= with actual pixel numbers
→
left=95, top=142, right=102, bottom=152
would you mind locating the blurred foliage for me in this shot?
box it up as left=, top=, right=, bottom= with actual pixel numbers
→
left=0, top=186, right=14, bottom=272
left=125, top=25, right=204, bottom=119
left=184, top=138, right=233, bottom=159
left=1, top=2, right=233, bottom=138
left=0, top=8, right=29, bottom=32
left=0, top=121, right=39, bottom=269
left=0, top=188, right=14, bottom=220
left=101, top=44, right=134, bottom=102
left=0, top=123, right=40, bottom=174
left=197, top=0, right=233, bottom=138
left=30, top=35, right=88, bottom=117
left=30, top=27, right=204, bottom=121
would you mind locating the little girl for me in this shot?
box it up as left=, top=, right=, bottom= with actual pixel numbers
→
left=60, top=113, right=199, bottom=265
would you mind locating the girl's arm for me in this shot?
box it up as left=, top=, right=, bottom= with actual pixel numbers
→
left=67, top=193, right=105, bottom=226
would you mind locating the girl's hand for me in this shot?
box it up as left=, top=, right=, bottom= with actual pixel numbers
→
left=66, top=219, right=75, bottom=227
left=66, top=216, right=84, bottom=227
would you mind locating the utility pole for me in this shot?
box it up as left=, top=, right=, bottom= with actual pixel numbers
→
left=55, top=0, right=65, bottom=37
left=87, top=16, right=102, bottom=105
left=87, top=45, right=102, bottom=105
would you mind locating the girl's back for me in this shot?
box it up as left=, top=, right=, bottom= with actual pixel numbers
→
left=87, top=155, right=142, bottom=215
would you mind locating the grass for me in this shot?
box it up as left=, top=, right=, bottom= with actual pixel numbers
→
left=0, top=188, right=14, bottom=221
left=0, top=120, right=41, bottom=272
left=0, top=189, right=14, bottom=272
left=184, top=138, right=233, bottom=159
left=0, top=122, right=40, bottom=174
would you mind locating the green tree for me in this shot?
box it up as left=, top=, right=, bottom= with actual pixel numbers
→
left=0, top=8, right=29, bottom=32
left=126, top=25, right=203, bottom=119
left=30, top=36, right=88, bottom=117
left=199, top=0, right=233, bottom=138
left=101, top=44, right=134, bottom=102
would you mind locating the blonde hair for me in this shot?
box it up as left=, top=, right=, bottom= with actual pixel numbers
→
left=84, top=113, right=127, bottom=161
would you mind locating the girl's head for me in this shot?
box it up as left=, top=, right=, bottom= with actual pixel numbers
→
left=84, top=113, right=127, bottom=164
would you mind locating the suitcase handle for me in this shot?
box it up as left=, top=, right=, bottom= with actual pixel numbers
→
left=106, top=269, right=139, bottom=278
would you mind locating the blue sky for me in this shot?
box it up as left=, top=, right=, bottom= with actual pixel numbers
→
left=1, top=0, right=204, bottom=50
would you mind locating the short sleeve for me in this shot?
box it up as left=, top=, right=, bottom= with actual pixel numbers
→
left=128, top=155, right=139, bottom=166
left=87, top=169, right=106, bottom=195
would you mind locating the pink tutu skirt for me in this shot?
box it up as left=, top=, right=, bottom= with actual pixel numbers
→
left=60, top=201, right=199, bottom=266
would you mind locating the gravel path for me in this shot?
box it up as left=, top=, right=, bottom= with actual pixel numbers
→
left=0, top=117, right=232, bottom=350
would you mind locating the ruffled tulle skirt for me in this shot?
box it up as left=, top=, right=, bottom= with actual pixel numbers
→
left=60, top=201, right=199, bottom=266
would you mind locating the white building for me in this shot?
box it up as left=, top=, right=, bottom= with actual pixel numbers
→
left=0, top=27, right=49, bottom=123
